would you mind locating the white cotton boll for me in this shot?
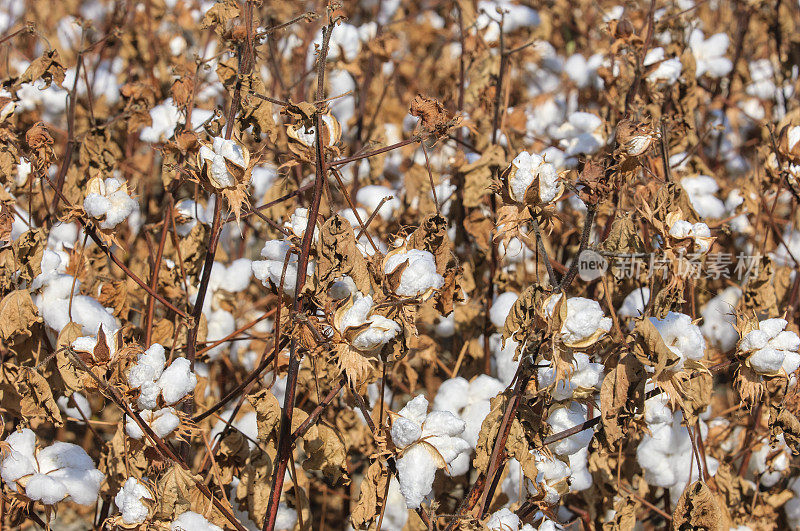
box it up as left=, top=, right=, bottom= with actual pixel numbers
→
left=171, top=511, right=223, bottom=531
left=25, top=473, right=67, bottom=505
left=395, top=443, right=437, bottom=509
left=491, top=292, right=519, bottom=329
left=680, top=176, right=725, bottom=219
left=158, top=358, right=198, bottom=404
left=784, top=351, right=800, bottom=376
left=700, top=287, right=741, bottom=351
left=114, top=477, right=153, bottom=524
left=392, top=418, right=423, bottom=449
left=568, top=447, right=592, bottom=492
left=644, top=394, right=673, bottom=426
left=547, top=402, right=593, bottom=455
left=32, top=442, right=105, bottom=505
left=433, top=313, right=455, bottom=338
left=384, top=249, right=444, bottom=297
left=552, top=296, right=612, bottom=346
left=432, top=377, right=470, bottom=414
left=538, top=353, right=603, bottom=401
left=491, top=334, right=520, bottom=386
left=128, top=343, right=167, bottom=388
left=486, top=508, right=520, bottom=531
left=618, top=287, right=650, bottom=319
left=150, top=408, right=181, bottom=438
left=338, top=207, right=368, bottom=229
left=204, top=309, right=236, bottom=360
left=740, top=330, right=769, bottom=352
left=57, top=392, right=92, bottom=420
left=649, top=312, right=706, bottom=370
left=534, top=452, right=572, bottom=504
left=750, top=348, right=786, bottom=374
left=1, top=429, right=37, bottom=488
left=644, top=47, right=683, bottom=84
left=210, top=259, right=253, bottom=293
left=137, top=381, right=161, bottom=410
left=689, top=29, right=732, bottom=79
left=356, top=185, right=401, bottom=220
left=83, top=177, right=138, bottom=229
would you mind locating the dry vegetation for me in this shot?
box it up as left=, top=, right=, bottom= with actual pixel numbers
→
left=2, top=0, right=800, bottom=529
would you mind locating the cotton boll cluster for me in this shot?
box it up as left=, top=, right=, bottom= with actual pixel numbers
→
left=114, top=477, right=153, bottom=524
left=252, top=239, right=314, bottom=298
left=0, top=429, right=105, bottom=506
left=546, top=402, right=595, bottom=456
left=125, top=407, right=181, bottom=440
left=390, top=395, right=470, bottom=508
left=538, top=353, right=604, bottom=401
left=636, top=397, right=719, bottom=503
left=128, top=343, right=197, bottom=409
left=32, top=250, right=118, bottom=336
left=545, top=294, right=612, bottom=347
left=738, top=318, right=800, bottom=376
left=384, top=249, right=444, bottom=298
left=649, top=311, right=706, bottom=372
left=550, top=112, right=605, bottom=158
left=433, top=375, right=505, bottom=473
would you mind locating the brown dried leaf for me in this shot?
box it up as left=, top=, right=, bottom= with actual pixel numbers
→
left=350, top=459, right=390, bottom=529
left=301, top=424, right=349, bottom=484
left=0, top=289, right=40, bottom=340
left=672, top=481, right=726, bottom=531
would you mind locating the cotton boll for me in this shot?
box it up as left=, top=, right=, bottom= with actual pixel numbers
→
left=700, top=287, right=741, bottom=351
left=204, top=309, right=236, bottom=360
left=83, top=177, right=138, bottom=229
left=489, top=291, right=519, bottom=329
left=486, top=508, right=521, bottom=531
left=491, top=333, right=520, bottom=386
left=171, top=511, right=223, bottom=531
left=0, top=429, right=37, bottom=489
left=568, top=447, right=592, bottom=492
left=680, top=176, right=725, bottom=219
left=739, top=318, right=800, bottom=376
left=356, top=185, right=401, bottom=220
left=546, top=402, right=594, bottom=455
left=649, top=312, right=706, bottom=371
left=25, top=473, right=68, bottom=505
left=114, top=477, right=153, bottom=524
left=395, top=443, right=437, bottom=508
left=617, top=287, right=650, bottom=319
left=128, top=343, right=167, bottom=388
left=384, top=249, right=444, bottom=297
left=539, top=353, right=604, bottom=401
left=547, top=295, right=612, bottom=347
left=643, top=47, right=682, bottom=83
left=534, top=452, right=571, bottom=504
left=689, top=29, right=732, bottom=78
left=158, top=358, right=198, bottom=404
left=57, top=392, right=92, bottom=420
left=432, top=377, right=470, bottom=414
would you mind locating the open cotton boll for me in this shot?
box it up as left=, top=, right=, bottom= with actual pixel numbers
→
left=476, top=1, right=539, bottom=42
left=538, top=352, right=604, bottom=401
left=210, top=409, right=258, bottom=450
left=491, top=293, right=519, bottom=323
left=139, top=98, right=213, bottom=143
left=748, top=434, right=791, bottom=487
left=356, top=185, right=401, bottom=220
left=336, top=293, right=401, bottom=351
left=546, top=295, right=612, bottom=347
left=486, top=508, right=534, bottom=531
left=114, top=477, right=153, bottom=524
left=546, top=402, right=594, bottom=455
left=125, top=407, right=181, bottom=440
left=157, top=358, right=198, bottom=404
left=739, top=318, right=800, bottom=375
left=643, top=47, right=682, bottom=84
left=689, top=29, right=732, bottom=78
left=617, top=287, right=650, bottom=320
left=171, top=511, right=223, bottom=531
left=680, top=176, right=726, bottom=219
left=533, top=451, right=572, bottom=504
left=57, top=392, right=92, bottom=420
left=509, top=151, right=561, bottom=204
left=252, top=239, right=314, bottom=298
left=568, top=447, right=592, bottom=492
left=700, top=287, right=741, bottom=351
left=649, top=312, right=706, bottom=372
left=0, top=430, right=105, bottom=506
left=785, top=477, right=800, bottom=527
left=391, top=395, right=470, bottom=508
left=338, top=207, right=369, bottom=229
left=83, top=177, right=138, bottom=229
left=128, top=343, right=166, bottom=388
left=209, top=259, right=253, bottom=293
left=490, top=333, right=520, bottom=386
left=433, top=375, right=505, bottom=447
left=384, top=249, right=444, bottom=297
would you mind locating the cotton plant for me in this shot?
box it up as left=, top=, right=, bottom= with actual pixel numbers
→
left=636, top=397, right=719, bottom=504
left=546, top=402, right=595, bottom=456
left=114, top=477, right=154, bottom=525
left=0, top=428, right=105, bottom=507
left=738, top=318, right=800, bottom=377
left=390, top=395, right=470, bottom=508
left=383, top=248, right=444, bottom=298
left=432, top=375, right=506, bottom=474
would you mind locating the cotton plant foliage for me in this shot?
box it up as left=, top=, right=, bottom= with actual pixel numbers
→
left=4, top=0, right=800, bottom=529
